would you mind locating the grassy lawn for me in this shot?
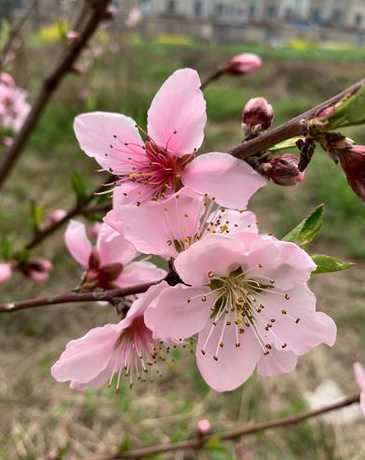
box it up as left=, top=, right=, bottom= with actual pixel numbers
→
left=1, top=38, right=365, bottom=459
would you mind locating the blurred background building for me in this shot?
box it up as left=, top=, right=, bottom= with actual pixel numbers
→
left=3, top=0, right=365, bottom=44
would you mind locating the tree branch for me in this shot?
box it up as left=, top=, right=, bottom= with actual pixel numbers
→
left=91, top=394, right=360, bottom=459
left=230, top=78, right=365, bottom=160
left=0, top=0, right=112, bottom=190
left=0, top=283, right=153, bottom=314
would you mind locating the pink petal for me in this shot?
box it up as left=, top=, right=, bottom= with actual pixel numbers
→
left=147, top=68, right=207, bottom=155
left=196, top=323, right=261, bottom=392
left=110, top=187, right=203, bottom=259
left=127, top=281, right=169, bottom=322
left=182, top=152, right=266, bottom=209
left=257, top=348, right=298, bottom=377
left=65, top=220, right=92, bottom=268
left=0, top=262, right=12, bottom=283
left=354, top=362, right=365, bottom=392
left=115, top=261, right=166, bottom=289
left=361, top=392, right=365, bottom=416
left=112, top=182, right=155, bottom=206
left=51, top=324, right=120, bottom=384
left=174, top=236, right=246, bottom=287
left=74, top=112, right=145, bottom=175
left=206, top=209, right=258, bottom=236
left=97, top=223, right=136, bottom=266
left=144, top=284, right=212, bottom=340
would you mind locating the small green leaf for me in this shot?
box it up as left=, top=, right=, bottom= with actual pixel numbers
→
left=0, top=237, right=12, bottom=259
left=283, top=204, right=324, bottom=249
left=311, top=254, right=353, bottom=274
left=327, top=84, right=365, bottom=129
left=70, top=171, right=88, bottom=203
left=30, top=201, right=45, bottom=234
left=269, top=137, right=303, bottom=152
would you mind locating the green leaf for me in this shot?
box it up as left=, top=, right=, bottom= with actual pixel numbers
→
left=269, top=137, right=303, bottom=152
left=311, top=254, right=353, bottom=274
left=70, top=171, right=88, bottom=203
left=327, top=84, right=365, bottom=129
left=283, top=204, right=324, bottom=249
left=30, top=201, right=45, bottom=234
left=0, top=237, right=12, bottom=259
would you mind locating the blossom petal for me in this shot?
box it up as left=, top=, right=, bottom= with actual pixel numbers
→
left=74, top=112, right=145, bottom=174
left=115, top=261, right=166, bottom=289
left=111, top=182, right=155, bottom=206
left=144, top=284, right=212, bottom=340
left=65, top=220, right=92, bottom=268
left=354, top=362, right=365, bottom=392
left=109, top=187, right=203, bottom=258
left=183, top=152, right=266, bottom=208
left=257, top=348, right=298, bottom=377
left=206, top=209, right=258, bottom=237
left=196, top=323, right=261, bottom=392
left=51, top=324, right=120, bottom=384
left=97, top=223, right=136, bottom=266
left=174, top=236, right=247, bottom=287
left=147, top=68, right=206, bottom=155
left=0, top=262, right=12, bottom=283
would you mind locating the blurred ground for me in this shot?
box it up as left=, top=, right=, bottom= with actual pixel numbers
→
left=0, top=36, right=365, bottom=459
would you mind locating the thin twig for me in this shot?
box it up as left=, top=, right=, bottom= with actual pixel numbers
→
left=230, top=78, right=365, bottom=160
left=0, top=283, right=152, bottom=314
left=0, top=0, right=112, bottom=190
left=91, top=394, right=360, bottom=459
left=0, top=0, right=38, bottom=70
left=200, top=69, right=224, bottom=90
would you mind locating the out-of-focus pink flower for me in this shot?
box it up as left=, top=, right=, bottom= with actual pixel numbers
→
left=145, top=234, right=336, bottom=392
left=43, top=208, right=67, bottom=227
left=106, top=187, right=257, bottom=259
left=65, top=220, right=166, bottom=290
left=1, top=136, right=13, bottom=147
left=74, top=68, right=266, bottom=209
left=262, top=154, right=304, bottom=186
left=0, top=72, right=15, bottom=87
left=24, top=258, right=53, bottom=283
left=126, top=6, right=142, bottom=28
left=51, top=282, right=168, bottom=390
left=242, top=97, right=274, bottom=131
left=224, top=53, right=262, bottom=75
left=197, top=419, right=211, bottom=435
left=354, top=362, right=365, bottom=415
left=0, top=76, right=30, bottom=133
left=0, top=262, right=12, bottom=283
left=66, top=30, right=79, bottom=43
left=338, top=145, right=365, bottom=201
left=103, top=4, right=117, bottom=22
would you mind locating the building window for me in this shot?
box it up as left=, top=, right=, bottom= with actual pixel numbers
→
left=215, top=3, right=224, bottom=17
left=166, top=0, right=176, bottom=14
left=265, top=5, right=277, bottom=19
left=248, top=4, right=256, bottom=18
left=285, top=7, right=293, bottom=20
left=311, top=8, right=322, bottom=24
left=194, top=1, right=202, bottom=17
left=355, top=13, right=363, bottom=27
left=332, top=9, right=342, bottom=25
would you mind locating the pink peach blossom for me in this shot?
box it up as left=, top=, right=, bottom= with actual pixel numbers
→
left=197, top=419, right=211, bottom=435
left=22, top=258, right=53, bottom=283
left=105, top=187, right=257, bottom=259
left=145, top=234, right=336, bottom=392
left=65, top=220, right=166, bottom=290
left=74, top=68, right=266, bottom=209
left=0, top=262, right=12, bottom=283
left=0, top=78, right=30, bottom=133
left=353, top=362, right=365, bottom=415
left=51, top=282, right=168, bottom=390
left=0, top=73, right=15, bottom=87
left=224, top=54, right=262, bottom=75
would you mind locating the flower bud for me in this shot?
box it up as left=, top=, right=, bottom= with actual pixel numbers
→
left=0, top=72, right=15, bottom=87
left=224, top=53, right=262, bottom=75
left=197, top=419, right=211, bottom=436
left=317, top=105, right=335, bottom=120
left=262, top=154, right=304, bottom=186
left=0, top=262, right=12, bottom=283
left=23, top=258, right=53, bottom=283
left=66, top=30, right=79, bottom=43
left=242, top=97, right=274, bottom=131
left=338, top=145, right=365, bottom=201
left=43, top=208, right=67, bottom=227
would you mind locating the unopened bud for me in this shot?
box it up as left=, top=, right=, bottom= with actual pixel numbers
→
left=0, top=262, right=12, bottom=283
left=66, top=30, right=79, bottom=43
left=317, top=105, right=335, bottom=120
left=197, top=419, right=211, bottom=436
left=23, top=258, right=53, bottom=283
left=262, top=154, right=304, bottom=186
left=242, top=97, right=274, bottom=131
left=0, top=72, right=15, bottom=87
left=43, top=208, right=67, bottom=227
left=338, top=145, right=365, bottom=201
left=224, top=53, right=262, bottom=75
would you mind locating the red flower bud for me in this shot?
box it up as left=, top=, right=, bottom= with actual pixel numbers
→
left=262, top=154, right=304, bottom=186
left=224, top=53, right=262, bottom=76
left=242, top=97, right=274, bottom=131
left=338, top=145, right=365, bottom=201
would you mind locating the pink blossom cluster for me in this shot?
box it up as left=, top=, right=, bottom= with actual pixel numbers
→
left=52, top=68, right=336, bottom=392
left=0, top=72, right=30, bottom=139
